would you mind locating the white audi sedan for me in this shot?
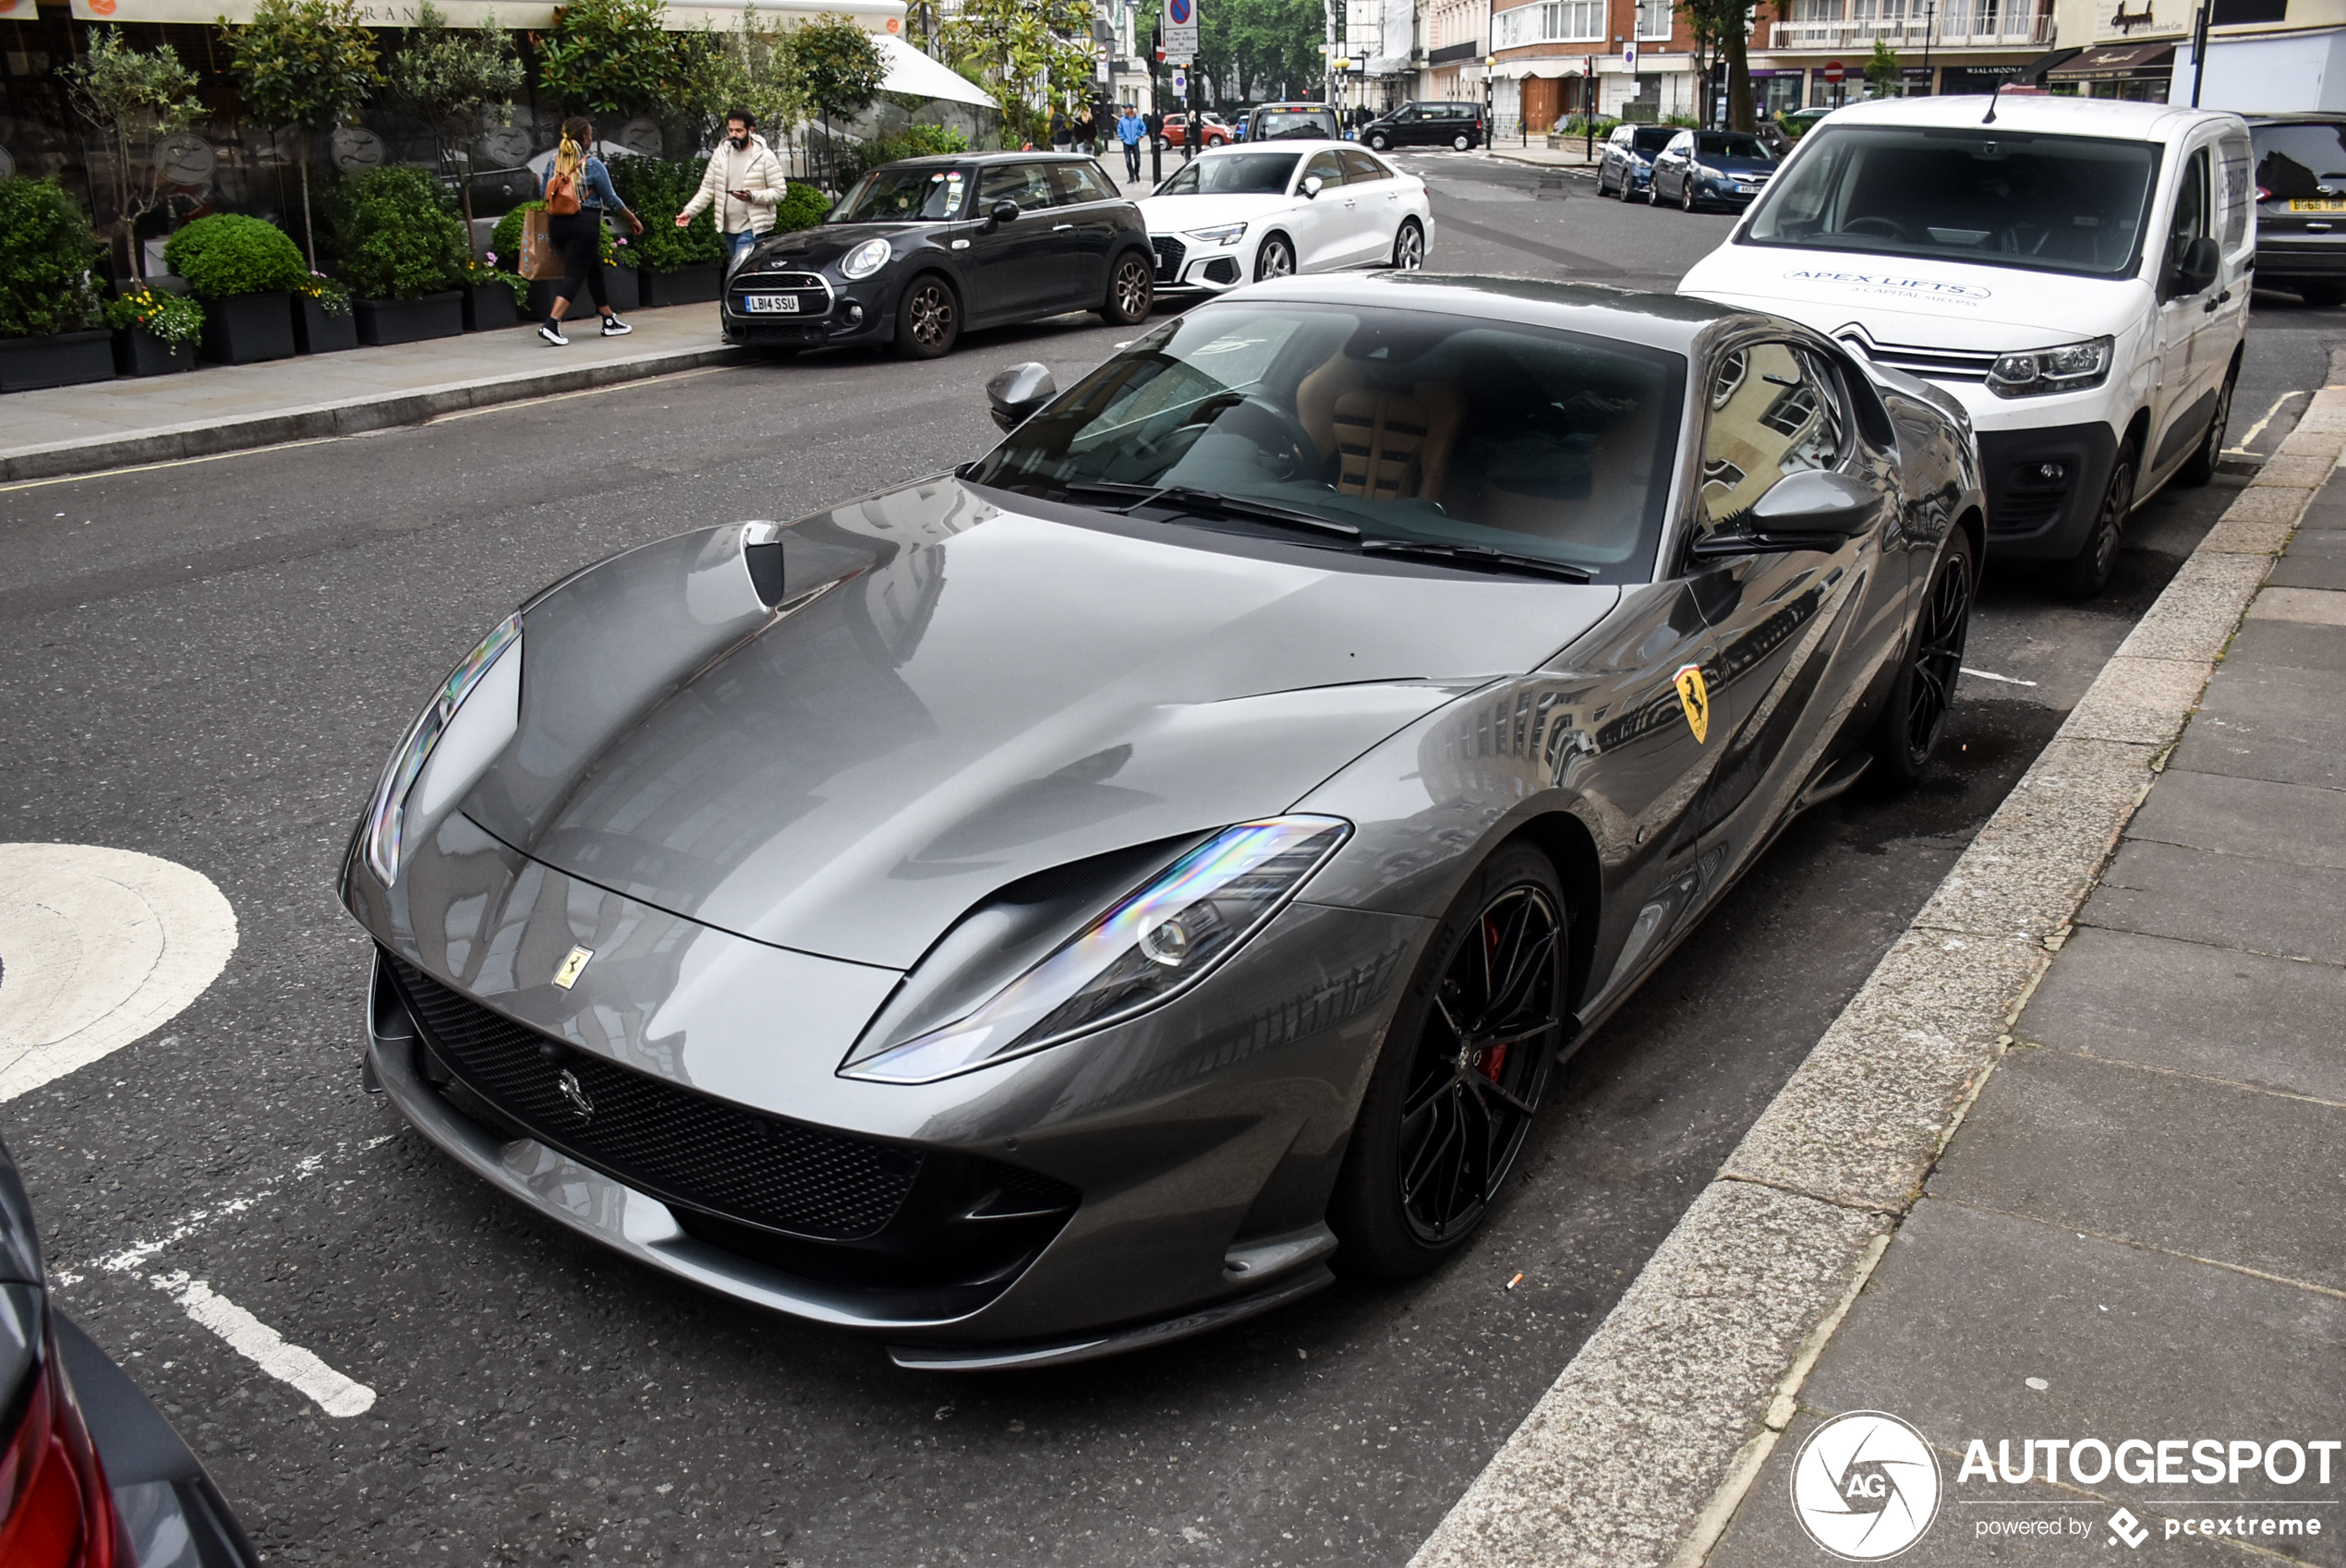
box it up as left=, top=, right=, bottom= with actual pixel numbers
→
left=1137, top=141, right=1434, bottom=294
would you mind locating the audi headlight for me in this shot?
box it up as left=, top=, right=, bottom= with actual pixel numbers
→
left=363, top=614, right=521, bottom=887
left=840, top=238, right=892, bottom=279
left=1185, top=222, right=1248, bottom=247
left=840, top=815, right=1349, bottom=1083
left=1987, top=337, right=2113, bottom=399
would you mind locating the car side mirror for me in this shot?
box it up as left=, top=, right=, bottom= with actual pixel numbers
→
left=986, top=361, right=1057, bottom=431
left=2171, top=234, right=2219, bottom=297
left=1693, top=470, right=1879, bottom=555
left=1301, top=175, right=1324, bottom=199
left=989, top=199, right=1021, bottom=226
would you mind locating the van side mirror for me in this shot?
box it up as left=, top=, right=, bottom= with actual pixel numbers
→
left=2171, top=235, right=2220, bottom=297
left=989, top=199, right=1021, bottom=226
left=986, top=361, right=1056, bottom=431
left=1301, top=175, right=1324, bottom=199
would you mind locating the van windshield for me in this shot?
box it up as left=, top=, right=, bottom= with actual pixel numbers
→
left=1739, top=126, right=2161, bottom=278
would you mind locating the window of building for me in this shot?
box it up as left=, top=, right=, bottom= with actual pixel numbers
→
left=1636, top=0, right=1674, bottom=39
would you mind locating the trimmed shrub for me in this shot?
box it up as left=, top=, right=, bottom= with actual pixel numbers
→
left=774, top=183, right=830, bottom=234
left=0, top=177, right=103, bottom=338
left=843, top=123, right=970, bottom=182
left=325, top=164, right=467, bottom=300
left=163, top=213, right=310, bottom=298
left=608, top=156, right=723, bottom=271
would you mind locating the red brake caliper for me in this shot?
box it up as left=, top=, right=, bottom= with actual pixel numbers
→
left=1476, top=916, right=1507, bottom=1082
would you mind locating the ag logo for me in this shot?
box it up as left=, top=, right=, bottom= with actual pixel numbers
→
left=1789, top=1411, right=1942, bottom=1561
left=1674, top=663, right=1711, bottom=744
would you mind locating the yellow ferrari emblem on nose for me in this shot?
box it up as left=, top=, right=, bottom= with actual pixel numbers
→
left=1675, top=664, right=1711, bottom=744
left=552, top=947, right=594, bottom=990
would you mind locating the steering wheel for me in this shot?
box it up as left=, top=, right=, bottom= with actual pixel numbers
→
left=1840, top=215, right=1912, bottom=242
left=1134, top=393, right=1315, bottom=480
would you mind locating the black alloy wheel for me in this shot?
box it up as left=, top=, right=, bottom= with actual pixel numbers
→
left=1391, top=219, right=1425, bottom=271
left=1100, top=252, right=1155, bottom=325
left=1254, top=234, right=1296, bottom=282
left=1872, top=527, right=1975, bottom=785
left=894, top=275, right=959, bottom=360
left=2056, top=442, right=2137, bottom=599
left=2177, top=368, right=2235, bottom=487
left=1328, top=843, right=1566, bottom=1278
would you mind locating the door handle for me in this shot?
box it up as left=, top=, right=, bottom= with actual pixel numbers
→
left=1052, top=222, right=1074, bottom=230
left=2204, top=288, right=2231, bottom=313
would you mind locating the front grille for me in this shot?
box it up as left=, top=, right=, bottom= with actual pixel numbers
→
left=384, top=953, right=918, bottom=1240
left=1846, top=335, right=1998, bottom=384
left=1152, top=235, right=1187, bottom=283
left=729, top=271, right=831, bottom=319
left=733, top=270, right=826, bottom=290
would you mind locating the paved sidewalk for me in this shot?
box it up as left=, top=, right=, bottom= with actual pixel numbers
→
left=1487, top=143, right=1602, bottom=170
left=0, top=300, right=739, bottom=485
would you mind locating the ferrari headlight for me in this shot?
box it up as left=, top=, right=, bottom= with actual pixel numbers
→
left=363, top=614, right=521, bottom=887
left=840, top=238, right=892, bottom=279
left=1185, top=222, right=1248, bottom=247
left=841, top=815, right=1349, bottom=1083
left=1987, top=337, right=2113, bottom=399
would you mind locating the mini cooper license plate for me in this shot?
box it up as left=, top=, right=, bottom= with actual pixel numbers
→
left=744, top=294, right=802, bottom=313
left=2289, top=199, right=2346, bottom=212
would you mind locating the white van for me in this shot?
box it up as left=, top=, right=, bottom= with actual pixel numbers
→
left=1678, top=95, right=2254, bottom=596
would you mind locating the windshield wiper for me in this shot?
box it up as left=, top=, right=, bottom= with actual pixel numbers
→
left=1359, top=540, right=1593, bottom=583
left=1057, top=482, right=1361, bottom=539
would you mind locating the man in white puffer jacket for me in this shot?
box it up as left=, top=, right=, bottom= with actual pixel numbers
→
left=678, top=111, right=789, bottom=275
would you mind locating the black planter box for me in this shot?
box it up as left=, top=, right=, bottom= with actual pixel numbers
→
left=113, top=325, right=196, bottom=376
left=604, top=262, right=640, bottom=313
left=0, top=328, right=116, bottom=392
left=355, top=291, right=465, bottom=346
left=638, top=261, right=722, bottom=307
left=198, top=291, right=296, bottom=365
left=294, top=295, right=357, bottom=355
left=461, top=282, right=521, bottom=332
left=525, top=264, right=640, bottom=323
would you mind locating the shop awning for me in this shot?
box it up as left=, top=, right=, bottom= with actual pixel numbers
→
left=2045, top=41, right=2175, bottom=81
left=873, top=34, right=996, bottom=109
left=67, top=0, right=906, bottom=30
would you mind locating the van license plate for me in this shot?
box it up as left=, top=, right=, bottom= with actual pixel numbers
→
left=2289, top=199, right=2346, bottom=213
left=744, top=295, right=801, bottom=313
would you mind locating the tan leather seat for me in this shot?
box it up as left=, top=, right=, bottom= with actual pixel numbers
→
left=1296, top=356, right=1463, bottom=505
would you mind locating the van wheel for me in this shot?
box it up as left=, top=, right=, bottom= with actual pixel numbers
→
left=1369, top=132, right=1390, bottom=151
left=2056, top=441, right=2137, bottom=599
left=1452, top=132, right=1471, bottom=151
left=2176, top=370, right=2234, bottom=488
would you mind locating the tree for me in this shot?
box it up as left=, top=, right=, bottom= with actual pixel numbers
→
left=779, top=15, right=889, bottom=185
left=1198, top=0, right=1323, bottom=107
left=219, top=0, right=381, bottom=267
left=538, top=0, right=682, bottom=115
left=1675, top=0, right=1761, bottom=129
left=63, top=29, right=208, bottom=283
left=940, top=0, right=1089, bottom=149
left=1865, top=38, right=1901, bottom=96
left=385, top=1, right=525, bottom=236
left=705, top=4, right=811, bottom=143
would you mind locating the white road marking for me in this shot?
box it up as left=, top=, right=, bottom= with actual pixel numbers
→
left=0, top=843, right=236, bottom=1101
left=1960, top=667, right=2039, bottom=686
left=147, top=1272, right=377, bottom=1417
left=2227, top=389, right=2307, bottom=456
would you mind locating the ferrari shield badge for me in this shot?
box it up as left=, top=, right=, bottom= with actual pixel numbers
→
left=552, top=946, right=594, bottom=990
left=1674, top=664, right=1711, bottom=744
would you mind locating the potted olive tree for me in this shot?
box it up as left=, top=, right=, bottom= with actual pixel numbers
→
left=326, top=164, right=468, bottom=344
left=163, top=213, right=308, bottom=363
left=611, top=157, right=724, bottom=306
left=219, top=0, right=381, bottom=269
left=62, top=30, right=207, bottom=286
left=0, top=177, right=112, bottom=392
left=104, top=286, right=205, bottom=375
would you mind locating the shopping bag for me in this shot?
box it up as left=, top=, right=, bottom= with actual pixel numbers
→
left=519, top=209, right=563, bottom=280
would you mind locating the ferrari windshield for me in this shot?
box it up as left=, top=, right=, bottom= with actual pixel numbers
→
left=967, top=301, right=1686, bottom=584
left=1156, top=152, right=1302, bottom=196
left=1741, top=126, right=2160, bottom=278
left=830, top=164, right=969, bottom=223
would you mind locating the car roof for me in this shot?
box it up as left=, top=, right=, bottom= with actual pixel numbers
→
left=2243, top=113, right=2346, bottom=126
left=880, top=151, right=1103, bottom=167
left=1254, top=103, right=1337, bottom=111
left=1818, top=92, right=2244, bottom=142
left=1216, top=272, right=1766, bottom=356
left=1197, top=139, right=1348, bottom=153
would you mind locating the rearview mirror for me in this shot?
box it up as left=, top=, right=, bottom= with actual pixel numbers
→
left=989, top=199, right=1021, bottom=225
left=1300, top=175, right=1324, bottom=199
left=2171, top=234, right=2219, bottom=297
left=986, top=361, right=1057, bottom=431
left=1692, top=470, right=1880, bottom=555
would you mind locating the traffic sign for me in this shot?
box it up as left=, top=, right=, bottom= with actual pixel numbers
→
left=1624, top=39, right=1638, bottom=72
left=1172, top=66, right=1188, bottom=99
left=1163, top=0, right=1198, bottom=60
left=1824, top=59, right=1844, bottom=82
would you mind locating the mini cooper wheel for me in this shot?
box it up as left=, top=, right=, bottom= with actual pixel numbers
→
left=1872, top=526, right=1975, bottom=785
left=2056, top=441, right=2136, bottom=599
left=2176, top=366, right=2235, bottom=487
left=1391, top=219, right=1425, bottom=271
left=1100, top=252, right=1155, bottom=325
left=894, top=275, right=960, bottom=359
left=1254, top=234, right=1296, bottom=282
left=1329, top=842, right=1567, bottom=1278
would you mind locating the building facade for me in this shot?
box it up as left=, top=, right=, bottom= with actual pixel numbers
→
left=2172, top=0, right=2346, bottom=111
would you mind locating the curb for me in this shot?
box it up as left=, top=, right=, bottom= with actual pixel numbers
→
left=0, top=341, right=744, bottom=486
left=1408, top=391, right=2346, bottom=1568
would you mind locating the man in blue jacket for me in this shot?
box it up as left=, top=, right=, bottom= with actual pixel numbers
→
left=1116, top=104, right=1146, bottom=184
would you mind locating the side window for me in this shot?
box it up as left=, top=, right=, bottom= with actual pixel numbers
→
left=1339, top=148, right=1388, bottom=183
left=1302, top=150, right=1347, bottom=188
left=2165, top=147, right=2211, bottom=276
left=978, top=163, right=1055, bottom=213
left=1049, top=162, right=1115, bottom=205
left=1698, top=343, right=1849, bottom=534
left=2218, top=133, right=2252, bottom=250
left=1668, top=132, right=1693, bottom=157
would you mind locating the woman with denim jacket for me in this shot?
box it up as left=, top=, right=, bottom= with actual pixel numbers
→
left=538, top=116, right=645, bottom=346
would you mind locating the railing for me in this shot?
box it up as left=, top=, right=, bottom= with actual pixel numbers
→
left=1767, top=10, right=2051, bottom=46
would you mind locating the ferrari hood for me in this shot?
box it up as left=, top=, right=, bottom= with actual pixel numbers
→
left=459, top=481, right=1616, bottom=969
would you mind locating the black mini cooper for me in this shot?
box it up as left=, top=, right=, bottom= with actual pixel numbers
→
left=723, top=153, right=1158, bottom=359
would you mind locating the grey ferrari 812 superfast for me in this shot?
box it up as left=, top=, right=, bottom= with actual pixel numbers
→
left=343, top=274, right=1982, bottom=1369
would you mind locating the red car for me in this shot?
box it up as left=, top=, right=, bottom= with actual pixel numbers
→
left=1157, top=113, right=1234, bottom=150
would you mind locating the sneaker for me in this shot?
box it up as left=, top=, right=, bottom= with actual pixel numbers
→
left=600, top=315, right=633, bottom=337
left=538, top=320, right=568, bottom=346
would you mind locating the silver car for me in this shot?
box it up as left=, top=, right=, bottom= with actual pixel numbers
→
left=343, top=274, right=1982, bottom=1369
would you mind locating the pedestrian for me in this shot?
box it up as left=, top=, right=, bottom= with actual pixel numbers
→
left=678, top=108, right=787, bottom=277
left=1144, top=108, right=1162, bottom=147
left=1116, top=103, right=1145, bottom=182
left=537, top=117, right=643, bottom=347
left=1050, top=107, right=1070, bottom=151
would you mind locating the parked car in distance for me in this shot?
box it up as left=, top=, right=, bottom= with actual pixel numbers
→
left=1360, top=101, right=1487, bottom=151
left=1596, top=125, right=1683, bottom=200
left=1141, top=141, right=1434, bottom=289
left=1779, top=106, right=1833, bottom=139
left=0, top=1131, right=262, bottom=1568
left=1247, top=103, right=1345, bottom=142
left=2246, top=114, right=2346, bottom=306
left=722, top=153, right=1156, bottom=361
left=1650, top=129, right=1781, bottom=212
left=1159, top=112, right=1235, bottom=150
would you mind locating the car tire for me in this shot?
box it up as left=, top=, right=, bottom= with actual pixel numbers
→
left=1254, top=233, right=1296, bottom=281
left=1452, top=132, right=1471, bottom=151
left=892, top=274, right=959, bottom=360
left=1870, top=525, right=1975, bottom=786
left=1390, top=218, right=1425, bottom=271
left=1680, top=177, right=1697, bottom=212
left=1369, top=132, right=1390, bottom=151
left=2176, top=365, right=2236, bottom=488
left=1327, top=840, right=1567, bottom=1280
left=1099, top=250, right=1155, bottom=325
left=2056, top=440, right=2138, bottom=599
left=2298, top=282, right=2346, bottom=308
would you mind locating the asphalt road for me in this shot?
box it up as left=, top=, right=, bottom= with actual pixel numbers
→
left=0, top=173, right=2340, bottom=1568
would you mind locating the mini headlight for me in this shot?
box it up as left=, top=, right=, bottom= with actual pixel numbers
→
left=1987, top=337, right=2113, bottom=399
left=363, top=614, right=520, bottom=887
left=1185, top=222, right=1248, bottom=247
left=840, top=238, right=892, bottom=279
left=840, top=815, right=1349, bottom=1083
